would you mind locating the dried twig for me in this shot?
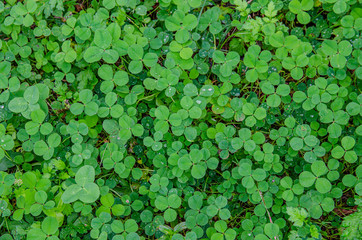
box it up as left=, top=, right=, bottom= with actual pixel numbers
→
left=259, top=190, right=280, bottom=240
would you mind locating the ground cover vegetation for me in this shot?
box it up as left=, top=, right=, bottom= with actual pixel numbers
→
left=0, top=0, right=361, bottom=239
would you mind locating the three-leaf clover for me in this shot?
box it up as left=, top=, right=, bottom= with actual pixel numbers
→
left=299, top=161, right=331, bottom=194
left=84, top=29, right=119, bottom=63
left=62, top=165, right=100, bottom=204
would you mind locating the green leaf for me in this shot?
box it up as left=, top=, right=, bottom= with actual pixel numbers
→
left=290, top=137, right=303, bottom=151
left=315, top=178, right=331, bottom=194
left=299, top=171, right=315, bottom=187
left=129, top=60, right=143, bottom=74
left=62, top=184, right=82, bottom=204
left=34, top=140, right=48, bottom=156
left=8, top=97, right=27, bottom=113
left=311, top=161, right=328, bottom=177
left=264, top=223, right=279, bottom=238
left=31, top=109, right=46, bottom=123
left=155, top=196, right=168, bottom=211
left=266, top=94, right=281, bottom=107
left=94, top=29, right=112, bottom=49
left=180, top=48, right=193, bottom=59
left=155, top=106, right=169, bottom=120
left=27, top=228, right=46, bottom=240
left=84, top=46, right=103, bottom=63
left=24, top=86, right=39, bottom=104
left=287, top=207, right=308, bottom=227
left=164, top=208, right=177, bottom=222
left=128, top=45, right=144, bottom=60
left=143, top=53, right=158, bottom=67
left=79, top=182, right=100, bottom=203
left=75, top=165, right=95, bottom=187
left=42, top=216, right=59, bottom=235
left=191, top=164, right=206, bottom=179
left=341, top=136, right=355, bottom=150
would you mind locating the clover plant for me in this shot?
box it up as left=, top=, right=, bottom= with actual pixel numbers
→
left=0, top=0, right=361, bottom=239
